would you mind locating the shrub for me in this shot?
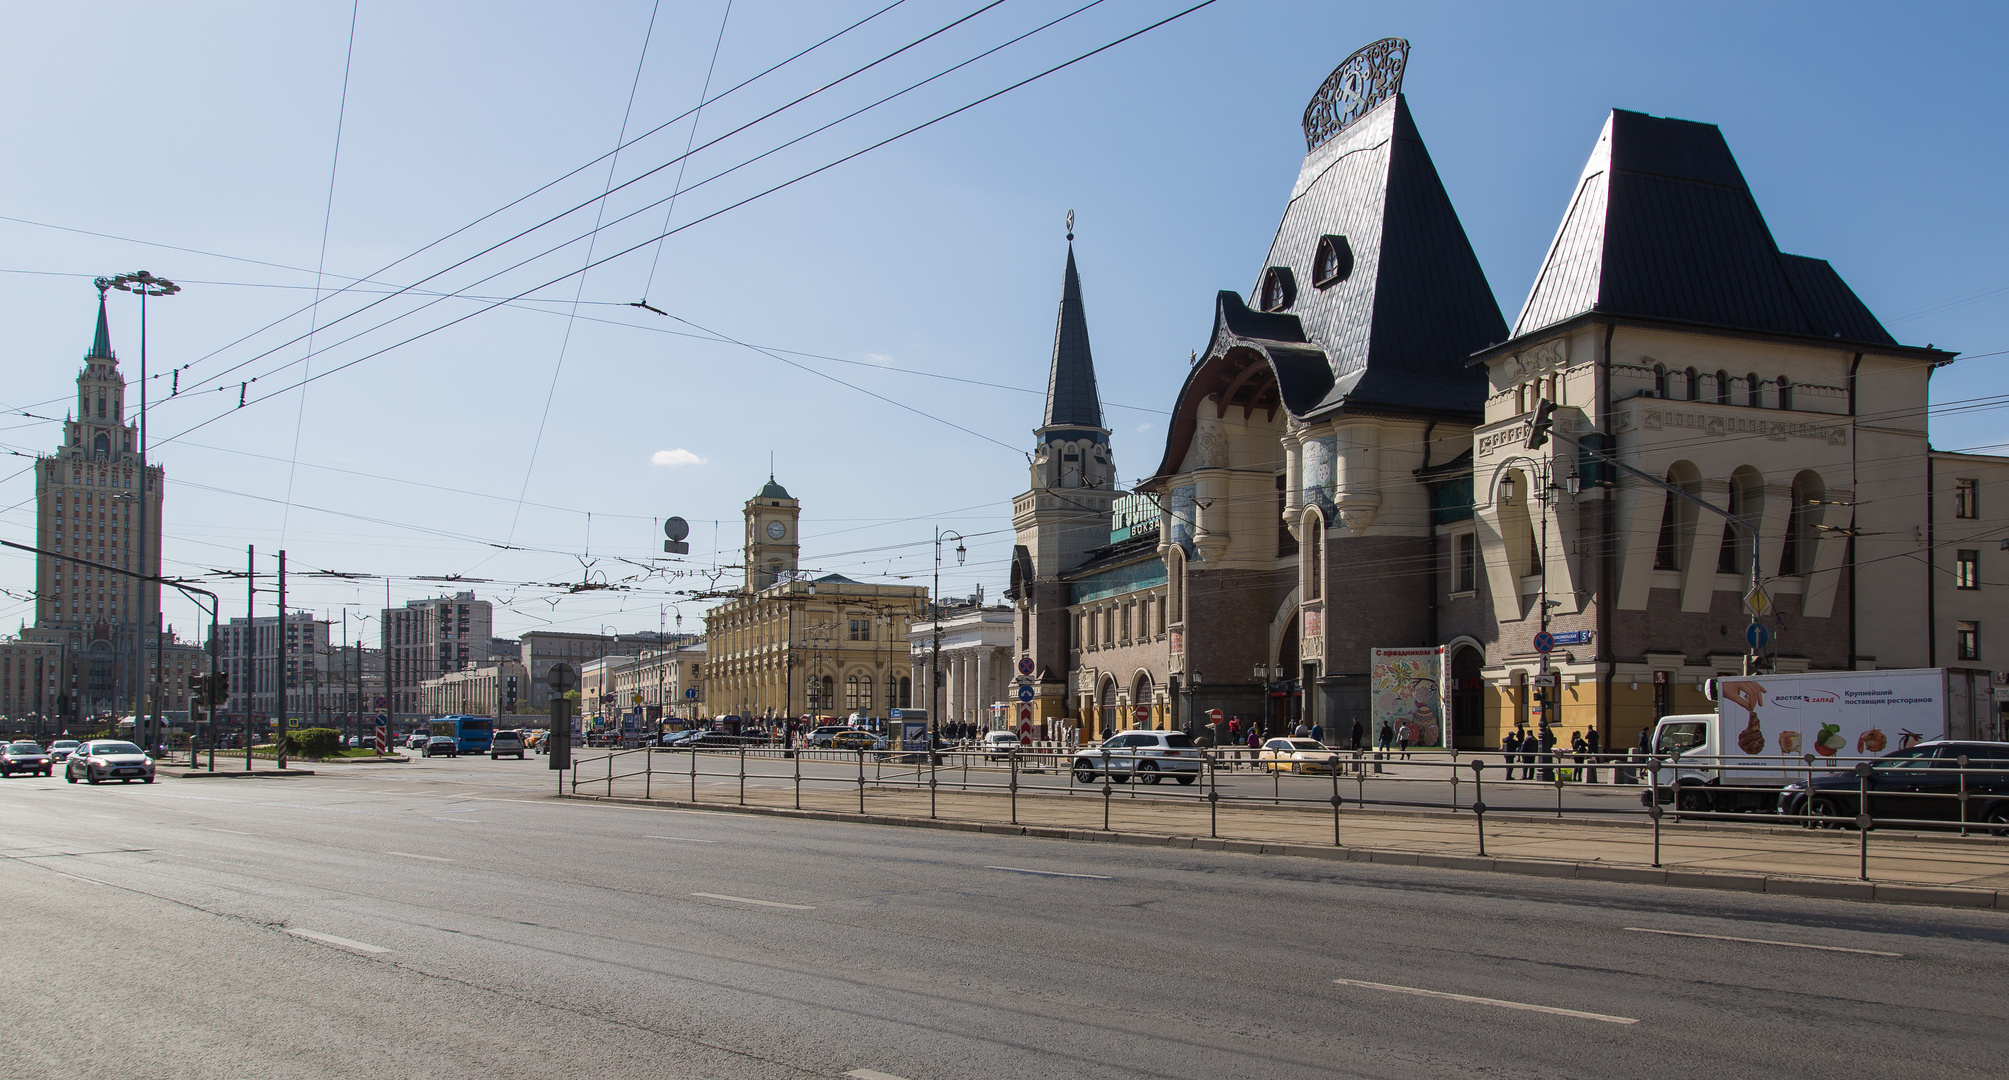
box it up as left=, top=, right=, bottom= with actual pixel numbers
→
left=281, top=727, right=344, bottom=759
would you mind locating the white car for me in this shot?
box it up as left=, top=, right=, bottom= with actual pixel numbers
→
left=1257, top=737, right=1341, bottom=774
left=983, top=731, right=1023, bottom=761
left=1071, top=730, right=1202, bottom=785
left=64, top=739, right=155, bottom=785
left=489, top=730, right=526, bottom=759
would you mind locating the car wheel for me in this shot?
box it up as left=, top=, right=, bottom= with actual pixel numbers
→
left=65, top=769, right=77, bottom=784
left=1675, top=786, right=1710, bottom=813
left=1808, top=795, right=1847, bottom=829
left=1175, top=774, right=1196, bottom=786
left=1139, top=762, right=1161, bottom=785
left=1982, top=803, right=2009, bottom=838
left=1073, top=764, right=1097, bottom=784
left=143, top=776, right=154, bottom=784
left=86, top=773, right=99, bottom=785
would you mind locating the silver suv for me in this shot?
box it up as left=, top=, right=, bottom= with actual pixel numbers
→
left=490, top=730, right=526, bottom=759
left=1071, top=730, right=1202, bottom=785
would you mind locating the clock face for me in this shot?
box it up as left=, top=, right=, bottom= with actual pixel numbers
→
left=766, top=520, right=787, bottom=540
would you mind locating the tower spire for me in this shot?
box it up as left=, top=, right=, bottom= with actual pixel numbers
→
left=87, top=284, right=113, bottom=361
left=1039, top=240, right=1104, bottom=435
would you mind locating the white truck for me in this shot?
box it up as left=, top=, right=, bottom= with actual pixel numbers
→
left=1649, top=667, right=1954, bottom=812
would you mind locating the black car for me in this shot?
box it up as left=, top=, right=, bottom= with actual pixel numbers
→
left=1778, top=740, right=2009, bottom=832
left=1, top=741, right=52, bottom=777
left=423, top=736, right=459, bottom=758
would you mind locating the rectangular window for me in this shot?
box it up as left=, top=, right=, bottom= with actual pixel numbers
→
left=1954, top=478, right=1979, bottom=519
left=1121, top=605, right=1132, bottom=642
left=1455, top=533, right=1477, bottom=593
left=1102, top=610, right=1113, bottom=646
left=1957, top=620, right=1979, bottom=661
left=848, top=618, right=870, bottom=642
left=1956, top=549, right=1980, bottom=590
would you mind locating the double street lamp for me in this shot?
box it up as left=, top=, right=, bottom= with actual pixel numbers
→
left=929, top=530, right=965, bottom=747
left=97, top=271, right=179, bottom=751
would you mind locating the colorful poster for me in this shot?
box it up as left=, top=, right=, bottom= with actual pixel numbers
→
left=1371, top=647, right=1446, bottom=749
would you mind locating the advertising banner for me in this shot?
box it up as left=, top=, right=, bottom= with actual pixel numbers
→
left=1713, top=668, right=1947, bottom=776
left=900, top=721, right=929, bottom=752
left=1371, top=647, right=1446, bottom=749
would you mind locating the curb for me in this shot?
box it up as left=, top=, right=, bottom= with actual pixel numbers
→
left=558, top=791, right=2006, bottom=912
left=168, top=769, right=317, bottom=778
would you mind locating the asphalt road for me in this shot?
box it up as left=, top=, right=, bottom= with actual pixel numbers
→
left=3, top=755, right=2005, bottom=1079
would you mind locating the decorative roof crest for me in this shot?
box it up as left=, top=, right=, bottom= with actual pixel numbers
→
left=1301, top=37, right=1409, bottom=151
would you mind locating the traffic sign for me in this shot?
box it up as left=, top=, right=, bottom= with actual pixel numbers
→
left=1550, top=629, right=1594, bottom=647
left=1531, top=672, right=1561, bottom=688
left=1743, top=585, right=1772, bottom=618
left=1746, top=622, right=1771, bottom=649
left=1532, top=631, right=1555, bottom=654
left=372, top=696, right=389, bottom=710
left=1017, top=684, right=1034, bottom=703
left=890, top=709, right=903, bottom=720
left=1017, top=703, right=1033, bottom=723
left=632, top=693, right=644, bottom=705
left=1017, top=655, right=1034, bottom=677
left=684, top=688, right=698, bottom=700
left=1133, top=703, right=1151, bottom=724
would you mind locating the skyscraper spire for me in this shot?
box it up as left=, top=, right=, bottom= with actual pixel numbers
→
left=87, top=289, right=114, bottom=361
left=1040, top=243, right=1104, bottom=436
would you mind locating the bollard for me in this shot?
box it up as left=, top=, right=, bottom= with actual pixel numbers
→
left=1102, top=749, right=1113, bottom=832
left=1274, top=754, right=1282, bottom=805
left=1330, top=755, right=1343, bottom=847
left=1010, top=747, right=1019, bottom=825
left=1448, top=756, right=1458, bottom=812
left=1555, top=769, right=1566, bottom=819
left=1958, top=755, right=1969, bottom=837
left=857, top=747, right=866, bottom=814
left=1647, top=756, right=1663, bottom=867
left=1208, top=750, right=1219, bottom=839
left=1469, top=759, right=1487, bottom=857
left=739, top=744, right=746, bottom=806
left=607, top=751, right=614, bottom=796
left=1856, top=761, right=1873, bottom=881
left=645, top=747, right=652, bottom=800
left=794, top=743, right=802, bottom=811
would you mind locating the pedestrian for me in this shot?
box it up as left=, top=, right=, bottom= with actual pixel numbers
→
left=1351, top=718, right=1365, bottom=751
left=1538, top=722, right=1557, bottom=781
left=1397, top=727, right=1410, bottom=759
left=1228, top=716, right=1241, bottom=743
left=1585, top=726, right=1601, bottom=784
left=1293, top=719, right=1310, bottom=740
left=1311, top=722, right=1323, bottom=744
left=1500, top=729, right=1516, bottom=772
left=1378, top=720, right=1394, bottom=754
left=1570, top=730, right=1587, bottom=782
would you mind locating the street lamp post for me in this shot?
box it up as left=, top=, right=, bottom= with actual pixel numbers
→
left=931, top=529, right=966, bottom=749
left=99, top=271, right=179, bottom=753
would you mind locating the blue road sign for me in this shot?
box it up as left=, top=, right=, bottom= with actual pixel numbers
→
left=1532, top=631, right=1555, bottom=654
left=1746, top=622, right=1770, bottom=649
left=1017, top=684, right=1035, bottom=702
left=684, top=688, right=698, bottom=699
left=1550, top=629, right=1594, bottom=647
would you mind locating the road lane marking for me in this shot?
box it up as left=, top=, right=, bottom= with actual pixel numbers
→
left=430, top=817, right=483, bottom=823
left=986, top=865, right=1112, bottom=879
left=690, top=892, right=813, bottom=910
left=284, top=928, right=389, bottom=954
left=1623, top=927, right=1902, bottom=957
left=846, top=1071, right=912, bottom=1080
left=1332, top=978, right=1637, bottom=1025
left=386, top=851, right=453, bottom=862
left=645, top=836, right=718, bottom=843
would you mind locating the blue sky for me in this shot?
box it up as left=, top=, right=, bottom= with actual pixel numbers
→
left=2, top=0, right=2003, bottom=644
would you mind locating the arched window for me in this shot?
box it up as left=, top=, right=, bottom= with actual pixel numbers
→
left=1312, top=235, right=1353, bottom=287
left=898, top=677, right=912, bottom=709
left=92, top=433, right=108, bottom=455
left=1515, top=384, right=1528, bottom=414
left=1258, top=266, right=1296, bottom=312
left=1778, top=376, right=1794, bottom=411
left=1746, top=372, right=1762, bottom=408
left=1685, top=367, right=1700, bottom=401
left=1718, top=467, right=1763, bottom=574
left=1304, top=510, right=1324, bottom=600
left=1654, top=464, right=1701, bottom=571
left=1653, top=364, right=1668, bottom=398
left=1546, top=374, right=1561, bottom=406
left=1716, top=370, right=1731, bottom=405
left=1780, top=470, right=1824, bottom=576
left=96, top=396, right=105, bottom=418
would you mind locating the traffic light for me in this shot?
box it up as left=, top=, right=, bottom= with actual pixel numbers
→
left=189, top=673, right=207, bottom=701
left=209, top=671, right=231, bottom=706
left=1526, top=398, right=1557, bottom=450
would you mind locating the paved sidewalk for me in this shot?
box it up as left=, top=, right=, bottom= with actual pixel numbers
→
left=564, top=764, right=2009, bottom=908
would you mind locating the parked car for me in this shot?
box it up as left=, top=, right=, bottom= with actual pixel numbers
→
left=48, top=739, right=81, bottom=763
left=405, top=734, right=429, bottom=751
left=64, top=739, right=155, bottom=784
left=1, top=741, right=53, bottom=777
left=1071, top=730, right=1202, bottom=785
left=423, top=736, right=459, bottom=758
left=983, top=730, right=1024, bottom=761
left=808, top=725, right=852, bottom=749
left=1777, top=740, right=2009, bottom=832
left=1257, top=738, right=1340, bottom=774
left=490, top=730, right=527, bottom=760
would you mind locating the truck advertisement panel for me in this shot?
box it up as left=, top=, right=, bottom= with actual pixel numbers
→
left=1371, top=647, right=1445, bottom=750
left=1688, top=668, right=1949, bottom=782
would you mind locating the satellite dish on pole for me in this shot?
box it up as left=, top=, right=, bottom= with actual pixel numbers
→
left=663, top=516, right=690, bottom=554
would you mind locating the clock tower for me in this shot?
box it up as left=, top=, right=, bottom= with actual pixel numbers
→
left=743, top=475, right=800, bottom=592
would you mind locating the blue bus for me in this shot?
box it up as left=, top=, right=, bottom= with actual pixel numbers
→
left=429, top=716, right=493, bottom=755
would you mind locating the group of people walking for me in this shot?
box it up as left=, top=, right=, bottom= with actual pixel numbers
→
left=1501, top=723, right=1604, bottom=782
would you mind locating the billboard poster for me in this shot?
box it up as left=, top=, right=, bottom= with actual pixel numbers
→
left=900, top=721, right=929, bottom=752
left=1714, top=668, right=1947, bottom=774
left=1371, top=647, right=1446, bottom=749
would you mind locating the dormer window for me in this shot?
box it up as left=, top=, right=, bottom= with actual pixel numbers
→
left=1258, top=266, right=1296, bottom=312
left=1311, top=235, right=1353, bottom=287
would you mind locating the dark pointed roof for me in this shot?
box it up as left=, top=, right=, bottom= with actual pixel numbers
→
left=757, top=477, right=791, bottom=500
left=1512, top=109, right=1896, bottom=346
left=1039, top=246, right=1105, bottom=439
left=87, top=296, right=114, bottom=360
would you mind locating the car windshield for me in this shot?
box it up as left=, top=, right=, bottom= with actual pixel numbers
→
left=9, top=742, right=41, bottom=751
left=52, top=741, right=78, bottom=748
left=1164, top=733, right=1196, bottom=748
left=1874, top=747, right=1937, bottom=770
left=1656, top=722, right=1707, bottom=754
left=91, top=742, right=143, bottom=755
left=1286, top=739, right=1326, bottom=751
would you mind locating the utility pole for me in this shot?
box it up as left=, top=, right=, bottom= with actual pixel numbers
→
left=277, top=549, right=288, bottom=771
left=245, top=544, right=255, bottom=772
